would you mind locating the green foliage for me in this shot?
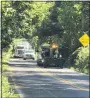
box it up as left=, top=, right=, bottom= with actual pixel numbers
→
left=41, top=43, right=50, bottom=47
left=2, top=74, right=20, bottom=98
left=36, top=1, right=89, bottom=56
left=31, top=36, right=38, bottom=49
left=2, top=64, right=19, bottom=98
left=2, top=64, right=8, bottom=72
left=2, top=43, right=13, bottom=62
left=2, top=43, right=20, bottom=98
left=1, top=1, right=54, bottom=49
left=66, top=46, right=89, bottom=74
left=12, top=38, right=24, bottom=45
left=2, top=75, right=11, bottom=97
left=57, top=1, right=89, bottom=54
left=1, top=1, right=89, bottom=74
left=74, top=46, right=89, bottom=74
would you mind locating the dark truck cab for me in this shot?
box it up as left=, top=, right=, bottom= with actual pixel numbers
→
left=37, top=44, right=64, bottom=68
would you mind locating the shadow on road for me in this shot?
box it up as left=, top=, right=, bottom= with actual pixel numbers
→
left=6, top=58, right=89, bottom=98
left=7, top=69, right=89, bottom=98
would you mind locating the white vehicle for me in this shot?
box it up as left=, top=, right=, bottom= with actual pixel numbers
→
left=23, top=49, right=35, bottom=60
left=14, top=45, right=25, bottom=58
left=14, top=40, right=32, bottom=58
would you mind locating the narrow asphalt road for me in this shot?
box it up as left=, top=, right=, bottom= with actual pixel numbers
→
left=7, top=58, right=89, bottom=98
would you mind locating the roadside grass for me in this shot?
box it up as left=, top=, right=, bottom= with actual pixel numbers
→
left=2, top=63, right=20, bottom=98
left=70, top=66, right=89, bottom=74
left=2, top=73, right=19, bottom=98
left=2, top=46, right=20, bottom=98
left=2, top=64, right=8, bottom=71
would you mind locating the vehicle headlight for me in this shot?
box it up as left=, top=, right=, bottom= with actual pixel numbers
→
left=41, top=59, right=44, bottom=62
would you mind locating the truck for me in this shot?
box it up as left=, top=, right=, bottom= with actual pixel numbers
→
left=14, top=40, right=32, bottom=58
left=14, top=45, right=25, bottom=58
left=37, top=43, right=64, bottom=68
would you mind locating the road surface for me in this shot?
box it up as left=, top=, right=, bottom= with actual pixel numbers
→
left=7, top=58, right=89, bottom=98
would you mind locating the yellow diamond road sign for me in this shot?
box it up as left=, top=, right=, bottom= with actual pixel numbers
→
left=79, top=34, right=89, bottom=47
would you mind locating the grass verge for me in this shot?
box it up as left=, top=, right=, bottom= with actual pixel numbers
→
left=2, top=45, right=20, bottom=98
left=2, top=64, right=20, bottom=98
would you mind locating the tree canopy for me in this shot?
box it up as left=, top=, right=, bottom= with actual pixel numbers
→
left=1, top=1, right=89, bottom=55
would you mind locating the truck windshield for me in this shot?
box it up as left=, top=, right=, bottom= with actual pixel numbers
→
left=41, top=48, right=50, bottom=57
left=16, top=46, right=24, bottom=49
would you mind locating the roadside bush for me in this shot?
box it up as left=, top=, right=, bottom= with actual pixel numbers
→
left=2, top=42, right=20, bottom=98
left=2, top=74, right=12, bottom=97
left=2, top=64, right=8, bottom=72
left=2, top=44, right=13, bottom=63
left=2, top=64, right=20, bottom=98
left=74, top=46, right=89, bottom=74
left=2, top=74, right=19, bottom=98
left=65, top=45, right=89, bottom=74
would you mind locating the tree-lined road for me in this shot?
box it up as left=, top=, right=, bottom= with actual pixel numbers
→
left=7, top=58, right=89, bottom=98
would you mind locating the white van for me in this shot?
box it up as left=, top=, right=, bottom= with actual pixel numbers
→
left=23, top=49, right=35, bottom=60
